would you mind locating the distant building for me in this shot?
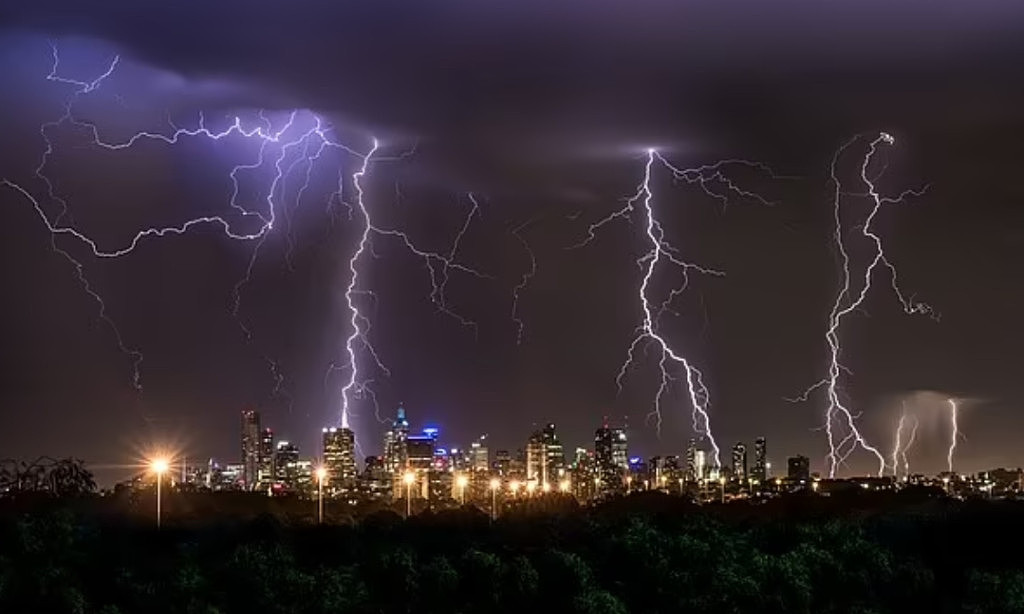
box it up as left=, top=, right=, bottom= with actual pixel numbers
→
left=362, top=456, right=389, bottom=499
left=274, top=440, right=300, bottom=488
left=753, top=437, right=767, bottom=484
left=258, top=428, right=275, bottom=487
left=787, top=455, right=810, bottom=483
left=525, top=430, right=545, bottom=483
left=732, top=443, right=748, bottom=483
left=241, top=409, right=261, bottom=490
left=323, top=427, right=357, bottom=493
left=470, top=436, right=489, bottom=472
left=403, top=430, right=437, bottom=498
left=594, top=424, right=628, bottom=494
left=493, top=450, right=512, bottom=477
left=686, top=439, right=698, bottom=482
left=382, top=406, right=410, bottom=477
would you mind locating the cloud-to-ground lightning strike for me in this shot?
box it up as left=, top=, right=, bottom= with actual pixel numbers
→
left=792, top=132, right=935, bottom=478
left=510, top=217, right=539, bottom=345
left=7, top=46, right=492, bottom=432
left=889, top=404, right=919, bottom=480
left=947, top=398, right=959, bottom=474
left=572, top=149, right=775, bottom=468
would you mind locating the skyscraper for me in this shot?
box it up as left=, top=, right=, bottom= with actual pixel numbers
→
left=686, top=438, right=699, bottom=482
left=542, top=423, right=566, bottom=483
left=525, top=430, right=545, bottom=482
left=258, top=427, right=275, bottom=487
left=383, top=405, right=410, bottom=476
left=274, top=440, right=300, bottom=488
left=470, top=436, right=489, bottom=472
left=731, top=442, right=748, bottom=482
left=787, top=455, right=810, bottom=483
left=323, top=427, right=357, bottom=492
left=594, top=424, right=628, bottom=493
left=240, top=409, right=260, bottom=490
left=753, top=437, right=767, bottom=483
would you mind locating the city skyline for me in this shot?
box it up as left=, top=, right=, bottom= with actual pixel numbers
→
left=3, top=3, right=1024, bottom=479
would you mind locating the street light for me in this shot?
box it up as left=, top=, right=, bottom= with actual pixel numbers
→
left=541, top=481, right=551, bottom=494
left=509, top=480, right=521, bottom=497
left=559, top=479, right=571, bottom=493
left=150, top=457, right=169, bottom=529
left=403, top=471, right=416, bottom=518
left=315, top=466, right=327, bottom=524
left=456, top=474, right=469, bottom=506
left=526, top=480, right=537, bottom=496
left=489, top=478, right=500, bottom=519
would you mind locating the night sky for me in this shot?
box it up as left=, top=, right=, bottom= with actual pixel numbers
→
left=2, top=1, right=1023, bottom=481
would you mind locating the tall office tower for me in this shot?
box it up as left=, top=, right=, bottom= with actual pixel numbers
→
left=403, top=431, right=437, bottom=498
left=258, top=427, right=275, bottom=486
left=240, top=409, right=261, bottom=490
left=787, top=455, right=810, bottom=482
left=594, top=423, right=628, bottom=492
left=753, top=437, right=767, bottom=483
left=542, top=423, right=566, bottom=482
left=731, top=442, right=748, bottom=482
left=323, top=427, right=357, bottom=492
left=694, top=450, right=707, bottom=480
left=686, top=438, right=698, bottom=482
left=493, top=450, right=512, bottom=477
left=383, top=406, right=410, bottom=476
left=525, top=430, right=545, bottom=482
left=274, top=440, right=300, bottom=487
left=470, top=436, right=489, bottom=472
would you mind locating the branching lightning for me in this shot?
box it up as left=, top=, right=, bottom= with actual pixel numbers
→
left=572, top=149, right=775, bottom=468
left=792, top=133, right=935, bottom=478
left=7, top=45, right=492, bottom=432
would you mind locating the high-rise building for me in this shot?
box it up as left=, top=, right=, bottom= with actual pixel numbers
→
left=686, top=438, right=698, bottom=482
left=731, top=442, right=748, bottom=483
left=258, top=427, right=275, bottom=487
left=404, top=431, right=437, bottom=499
left=493, top=450, right=512, bottom=477
left=525, top=430, right=545, bottom=483
left=274, top=440, right=300, bottom=487
left=594, top=424, right=628, bottom=493
left=787, top=455, right=810, bottom=483
left=694, top=450, right=707, bottom=480
left=383, top=406, right=410, bottom=476
left=753, top=437, right=767, bottom=483
left=470, top=436, right=489, bottom=472
left=240, top=409, right=261, bottom=490
left=323, top=427, right=357, bottom=492
left=542, top=423, right=566, bottom=483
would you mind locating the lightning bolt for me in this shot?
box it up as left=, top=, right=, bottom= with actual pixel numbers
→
left=793, top=133, right=935, bottom=478
left=510, top=217, right=539, bottom=345
left=9, top=45, right=492, bottom=433
left=947, top=398, right=959, bottom=475
left=889, top=404, right=919, bottom=480
left=572, top=149, right=775, bottom=468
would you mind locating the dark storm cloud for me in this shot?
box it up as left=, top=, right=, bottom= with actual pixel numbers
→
left=6, top=0, right=1024, bottom=165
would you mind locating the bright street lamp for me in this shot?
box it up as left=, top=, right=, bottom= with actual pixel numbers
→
left=559, top=479, right=571, bottom=493
left=526, top=480, right=537, bottom=495
left=315, top=466, right=328, bottom=524
left=403, top=471, right=416, bottom=518
left=509, top=480, right=521, bottom=497
left=489, top=478, right=500, bottom=519
left=541, top=481, right=551, bottom=494
left=150, top=457, right=169, bottom=529
left=456, top=474, right=469, bottom=505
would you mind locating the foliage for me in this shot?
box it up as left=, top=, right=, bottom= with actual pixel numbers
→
left=1, top=498, right=1023, bottom=613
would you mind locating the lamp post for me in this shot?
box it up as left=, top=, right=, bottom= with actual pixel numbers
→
left=403, top=471, right=416, bottom=518
left=150, top=458, right=169, bottom=529
left=315, top=466, right=327, bottom=524
left=489, top=478, right=500, bottom=520
left=456, top=474, right=469, bottom=506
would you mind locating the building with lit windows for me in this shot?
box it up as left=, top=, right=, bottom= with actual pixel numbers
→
left=382, top=406, right=410, bottom=476
left=594, top=424, right=628, bottom=495
left=258, top=428, right=275, bottom=488
left=470, top=436, right=489, bottom=472
left=323, top=427, right=356, bottom=493
left=787, top=455, right=810, bottom=483
left=274, top=440, right=300, bottom=488
left=731, top=442, right=748, bottom=483
left=240, top=409, right=261, bottom=490
left=753, top=437, right=767, bottom=484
